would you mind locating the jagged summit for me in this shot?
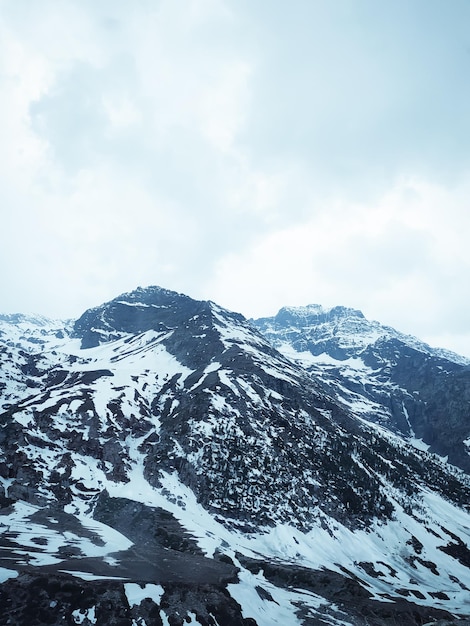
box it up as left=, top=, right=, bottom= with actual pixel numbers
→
left=254, top=303, right=468, bottom=365
left=117, top=284, right=185, bottom=300
left=269, top=303, right=365, bottom=325
left=71, top=286, right=250, bottom=374
left=254, top=303, right=386, bottom=361
left=254, top=305, right=366, bottom=346
left=109, top=284, right=201, bottom=310
left=73, top=285, right=210, bottom=349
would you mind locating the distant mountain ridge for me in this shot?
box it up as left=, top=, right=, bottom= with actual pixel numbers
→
left=254, top=303, right=469, bottom=365
left=0, top=286, right=470, bottom=625
left=253, top=304, right=470, bottom=473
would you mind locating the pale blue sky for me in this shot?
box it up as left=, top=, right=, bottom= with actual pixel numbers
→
left=1, top=0, right=470, bottom=356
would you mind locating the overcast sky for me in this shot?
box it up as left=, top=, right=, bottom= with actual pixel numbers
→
left=1, top=0, right=470, bottom=356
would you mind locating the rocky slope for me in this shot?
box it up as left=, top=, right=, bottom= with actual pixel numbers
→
left=0, top=288, right=470, bottom=625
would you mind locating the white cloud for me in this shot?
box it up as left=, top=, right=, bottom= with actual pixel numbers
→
left=0, top=0, right=469, bottom=358
left=206, top=176, right=470, bottom=356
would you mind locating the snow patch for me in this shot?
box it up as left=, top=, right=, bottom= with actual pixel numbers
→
left=124, top=583, right=164, bottom=608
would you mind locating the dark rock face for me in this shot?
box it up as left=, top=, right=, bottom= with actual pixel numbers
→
left=361, top=338, right=470, bottom=471
left=0, top=574, right=128, bottom=626
left=0, top=574, right=252, bottom=626
left=93, top=493, right=208, bottom=558
left=1, top=288, right=470, bottom=624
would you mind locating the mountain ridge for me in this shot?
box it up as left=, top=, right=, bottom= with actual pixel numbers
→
left=253, top=303, right=470, bottom=366
left=1, top=285, right=470, bottom=625
left=253, top=302, right=470, bottom=474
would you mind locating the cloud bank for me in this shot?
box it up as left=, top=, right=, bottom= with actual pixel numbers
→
left=1, top=0, right=469, bottom=356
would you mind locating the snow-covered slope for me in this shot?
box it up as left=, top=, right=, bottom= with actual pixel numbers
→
left=253, top=305, right=470, bottom=473
left=1, top=288, right=470, bottom=625
left=0, top=313, right=72, bottom=409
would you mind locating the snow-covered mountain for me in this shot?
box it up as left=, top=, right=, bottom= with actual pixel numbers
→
left=253, top=305, right=470, bottom=473
left=1, top=287, right=470, bottom=625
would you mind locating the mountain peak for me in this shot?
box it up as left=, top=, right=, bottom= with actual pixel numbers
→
left=0, top=312, right=60, bottom=327
left=72, top=285, right=205, bottom=348
left=275, top=304, right=365, bottom=325
left=112, top=284, right=190, bottom=304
